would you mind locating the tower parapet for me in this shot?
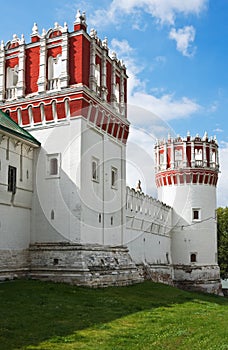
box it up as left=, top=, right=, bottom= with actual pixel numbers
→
left=155, top=132, right=219, bottom=190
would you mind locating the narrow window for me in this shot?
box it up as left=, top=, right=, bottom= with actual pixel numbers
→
left=111, top=216, right=113, bottom=225
left=20, top=154, right=23, bottom=181
left=92, top=158, right=99, bottom=182
left=190, top=253, right=197, bottom=263
left=50, top=158, right=58, bottom=175
left=111, top=167, right=117, bottom=188
left=19, top=144, right=23, bottom=182
left=6, top=138, right=9, bottom=160
left=46, top=154, right=60, bottom=178
left=98, top=213, right=102, bottom=223
left=192, top=208, right=201, bottom=221
left=8, top=166, right=17, bottom=194
left=51, top=210, right=55, bottom=220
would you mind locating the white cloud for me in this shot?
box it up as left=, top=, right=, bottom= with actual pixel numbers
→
left=169, top=26, right=196, bottom=57
left=129, top=92, right=201, bottom=122
left=90, top=0, right=207, bottom=27
left=110, top=38, right=201, bottom=123
left=213, top=128, right=223, bottom=133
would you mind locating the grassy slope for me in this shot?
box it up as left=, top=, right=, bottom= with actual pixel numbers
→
left=0, top=280, right=227, bottom=350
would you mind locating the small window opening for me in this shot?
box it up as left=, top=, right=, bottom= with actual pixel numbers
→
left=92, top=159, right=98, bottom=181
left=111, top=216, right=113, bottom=225
left=190, top=253, right=197, bottom=263
left=98, top=213, right=102, bottom=223
left=192, top=208, right=201, bottom=221
left=51, top=210, right=55, bottom=220
left=111, top=167, right=117, bottom=188
left=53, top=258, right=59, bottom=265
left=8, top=166, right=17, bottom=194
left=50, top=158, right=58, bottom=175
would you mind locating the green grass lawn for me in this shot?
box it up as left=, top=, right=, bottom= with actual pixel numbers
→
left=0, top=280, right=227, bottom=350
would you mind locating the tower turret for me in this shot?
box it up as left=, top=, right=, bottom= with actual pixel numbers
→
left=154, top=133, right=221, bottom=294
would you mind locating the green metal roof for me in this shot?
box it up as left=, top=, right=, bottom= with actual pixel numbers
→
left=0, top=109, right=40, bottom=146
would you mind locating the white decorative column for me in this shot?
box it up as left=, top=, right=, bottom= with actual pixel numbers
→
left=170, top=140, right=174, bottom=169
left=164, top=142, right=167, bottom=169
left=0, top=41, right=5, bottom=101
left=191, top=141, right=195, bottom=167
left=17, top=35, right=26, bottom=98
left=120, top=68, right=125, bottom=116
left=183, top=141, right=187, bottom=167
left=60, top=23, right=69, bottom=89
left=89, top=29, right=97, bottom=92
left=101, top=38, right=108, bottom=101
left=203, top=142, right=207, bottom=167
left=111, top=52, right=117, bottom=108
left=37, top=30, right=47, bottom=93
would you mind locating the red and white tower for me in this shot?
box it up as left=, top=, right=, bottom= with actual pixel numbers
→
left=155, top=132, right=221, bottom=294
left=0, top=11, right=143, bottom=286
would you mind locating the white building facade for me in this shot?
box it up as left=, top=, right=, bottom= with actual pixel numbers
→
left=0, top=12, right=222, bottom=294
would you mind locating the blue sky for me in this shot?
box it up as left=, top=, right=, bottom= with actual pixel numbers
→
left=0, top=0, right=227, bottom=206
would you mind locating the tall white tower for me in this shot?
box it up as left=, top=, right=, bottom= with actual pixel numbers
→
left=154, top=133, right=221, bottom=294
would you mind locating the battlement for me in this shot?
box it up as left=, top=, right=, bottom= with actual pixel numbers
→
left=126, top=186, right=172, bottom=236
left=154, top=132, right=219, bottom=187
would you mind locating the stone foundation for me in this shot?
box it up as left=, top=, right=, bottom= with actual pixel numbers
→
left=0, top=249, right=29, bottom=281
left=29, top=243, right=143, bottom=287
left=141, top=263, right=174, bottom=285
left=173, top=264, right=223, bottom=295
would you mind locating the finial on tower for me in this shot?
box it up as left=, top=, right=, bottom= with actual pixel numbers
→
left=111, top=51, right=117, bottom=60
left=42, top=28, right=46, bottom=38
left=102, top=37, right=108, bottom=49
left=32, top=23, right=39, bottom=35
left=203, top=131, right=208, bottom=141
left=20, top=34, right=25, bottom=45
left=90, top=28, right=97, bottom=39
left=74, top=10, right=87, bottom=31
left=63, top=22, right=68, bottom=32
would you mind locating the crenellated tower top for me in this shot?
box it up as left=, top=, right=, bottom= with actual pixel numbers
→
left=0, top=10, right=129, bottom=144
left=154, top=132, right=219, bottom=188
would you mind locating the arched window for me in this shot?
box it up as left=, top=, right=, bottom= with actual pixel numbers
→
left=115, top=83, right=120, bottom=103
left=95, top=64, right=101, bottom=96
left=48, top=55, right=62, bottom=90
left=92, top=158, right=99, bottom=182
left=195, top=148, right=203, bottom=167
left=190, top=253, right=197, bottom=263
left=46, top=153, right=60, bottom=178
left=6, top=65, right=18, bottom=99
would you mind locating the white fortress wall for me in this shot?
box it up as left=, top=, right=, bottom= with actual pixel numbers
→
left=125, top=187, right=173, bottom=282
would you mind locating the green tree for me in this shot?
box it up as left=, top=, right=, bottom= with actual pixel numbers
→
left=217, top=207, right=228, bottom=279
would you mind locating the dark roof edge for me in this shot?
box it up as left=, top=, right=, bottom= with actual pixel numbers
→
left=0, top=124, right=41, bottom=147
